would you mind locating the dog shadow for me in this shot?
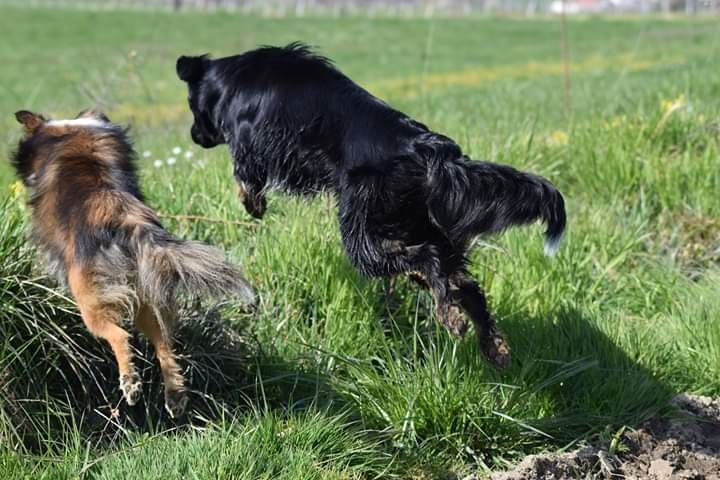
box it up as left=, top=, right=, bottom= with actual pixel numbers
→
left=487, top=304, right=677, bottom=442
left=377, top=284, right=678, bottom=447
left=373, top=293, right=680, bottom=478
left=383, top=278, right=677, bottom=423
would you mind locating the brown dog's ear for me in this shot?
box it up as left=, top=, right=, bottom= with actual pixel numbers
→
left=176, top=55, right=208, bottom=82
left=15, top=110, right=46, bottom=132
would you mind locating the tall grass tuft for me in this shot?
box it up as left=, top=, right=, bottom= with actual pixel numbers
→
left=0, top=196, right=95, bottom=452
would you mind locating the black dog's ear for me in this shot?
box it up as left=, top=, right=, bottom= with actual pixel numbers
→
left=176, top=55, right=208, bottom=82
left=15, top=110, right=46, bottom=132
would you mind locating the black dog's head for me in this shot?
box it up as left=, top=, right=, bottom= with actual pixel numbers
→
left=176, top=55, right=225, bottom=149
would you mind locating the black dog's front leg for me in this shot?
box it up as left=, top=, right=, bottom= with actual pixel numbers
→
left=236, top=179, right=266, bottom=219
left=233, top=149, right=268, bottom=219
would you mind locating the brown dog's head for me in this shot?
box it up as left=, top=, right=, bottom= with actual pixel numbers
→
left=13, top=110, right=50, bottom=185
left=15, top=108, right=111, bottom=133
left=12, top=109, right=117, bottom=186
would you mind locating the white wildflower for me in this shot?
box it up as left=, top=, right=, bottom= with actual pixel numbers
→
left=166, top=157, right=177, bottom=166
left=172, top=146, right=182, bottom=155
left=142, top=150, right=151, bottom=158
left=153, top=159, right=163, bottom=168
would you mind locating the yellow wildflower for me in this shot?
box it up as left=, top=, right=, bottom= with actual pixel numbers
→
left=603, top=115, right=626, bottom=130
left=655, top=94, right=687, bottom=135
left=660, top=94, right=686, bottom=115
left=9, top=180, right=25, bottom=200
left=547, top=130, right=569, bottom=146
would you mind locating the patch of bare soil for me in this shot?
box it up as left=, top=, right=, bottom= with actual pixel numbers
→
left=489, top=394, right=720, bottom=480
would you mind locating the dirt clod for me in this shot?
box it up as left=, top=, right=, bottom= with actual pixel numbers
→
left=490, top=394, right=720, bottom=480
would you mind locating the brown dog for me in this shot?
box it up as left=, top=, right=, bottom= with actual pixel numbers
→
left=11, top=109, right=255, bottom=417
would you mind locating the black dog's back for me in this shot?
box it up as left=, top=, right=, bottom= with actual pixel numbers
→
left=216, top=43, right=429, bottom=174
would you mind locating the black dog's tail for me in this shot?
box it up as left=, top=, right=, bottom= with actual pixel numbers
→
left=422, top=137, right=566, bottom=255
left=540, top=182, right=567, bottom=257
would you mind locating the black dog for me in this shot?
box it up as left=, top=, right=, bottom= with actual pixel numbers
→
left=176, top=43, right=566, bottom=368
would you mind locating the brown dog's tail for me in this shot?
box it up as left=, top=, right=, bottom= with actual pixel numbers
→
left=135, top=225, right=256, bottom=321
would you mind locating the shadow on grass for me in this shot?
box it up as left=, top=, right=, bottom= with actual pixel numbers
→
left=376, top=278, right=676, bottom=432
left=389, top=291, right=680, bottom=441
left=356, top=286, right=679, bottom=476
left=499, top=305, right=677, bottom=442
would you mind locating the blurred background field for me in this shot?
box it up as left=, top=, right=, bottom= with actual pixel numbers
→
left=6, top=0, right=720, bottom=16
left=0, top=4, right=719, bottom=479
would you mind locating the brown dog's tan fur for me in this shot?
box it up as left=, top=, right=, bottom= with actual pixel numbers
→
left=12, top=109, right=255, bottom=417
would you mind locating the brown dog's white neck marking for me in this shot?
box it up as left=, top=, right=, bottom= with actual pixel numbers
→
left=46, top=118, right=110, bottom=128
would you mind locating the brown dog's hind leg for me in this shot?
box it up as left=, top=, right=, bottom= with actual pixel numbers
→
left=67, top=267, right=142, bottom=405
left=450, top=271, right=510, bottom=369
left=134, top=304, right=187, bottom=419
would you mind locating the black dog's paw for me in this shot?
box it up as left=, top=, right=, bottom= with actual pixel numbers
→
left=243, top=195, right=266, bottom=219
left=477, top=327, right=511, bottom=370
left=436, top=302, right=470, bottom=338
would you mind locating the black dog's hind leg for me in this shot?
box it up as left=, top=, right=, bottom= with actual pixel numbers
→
left=431, top=281, right=470, bottom=339
left=341, top=215, right=510, bottom=363
left=338, top=178, right=471, bottom=339
left=351, top=237, right=472, bottom=338
left=339, top=218, right=467, bottom=335
left=338, top=191, right=506, bottom=365
left=398, top=246, right=472, bottom=339
left=449, top=271, right=510, bottom=369
left=404, top=248, right=472, bottom=339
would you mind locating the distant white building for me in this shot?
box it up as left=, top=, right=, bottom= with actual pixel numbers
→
left=550, top=0, right=651, bottom=13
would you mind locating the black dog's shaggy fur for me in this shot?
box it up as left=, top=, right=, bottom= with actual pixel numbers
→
left=176, top=43, right=566, bottom=367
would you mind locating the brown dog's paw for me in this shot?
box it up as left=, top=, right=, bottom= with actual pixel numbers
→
left=478, top=329, right=511, bottom=369
left=164, top=389, right=188, bottom=419
left=119, top=373, right=143, bottom=406
left=436, top=302, right=470, bottom=338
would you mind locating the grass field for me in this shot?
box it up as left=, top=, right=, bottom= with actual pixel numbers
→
left=1, top=6, right=719, bottom=479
